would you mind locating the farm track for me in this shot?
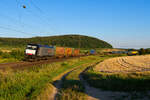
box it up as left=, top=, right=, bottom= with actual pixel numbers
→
left=0, top=56, right=81, bottom=70
left=51, top=62, right=111, bottom=100
left=51, top=67, right=80, bottom=100
left=80, top=67, right=128, bottom=100
left=53, top=60, right=150, bottom=100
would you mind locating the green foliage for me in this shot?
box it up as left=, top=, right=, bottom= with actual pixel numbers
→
left=10, top=50, right=24, bottom=60
left=0, top=50, right=24, bottom=60
left=139, top=48, right=150, bottom=55
left=0, top=35, right=112, bottom=49
left=1, top=52, right=11, bottom=58
left=139, top=48, right=146, bottom=55
left=0, top=50, right=3, bottom=55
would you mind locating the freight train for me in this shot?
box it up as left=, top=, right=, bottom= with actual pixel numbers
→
left=25, top=43, right=81, bottom=61
left=127, top=50, right=139, bottom=56
left=111, top=49, right=139, bottom=56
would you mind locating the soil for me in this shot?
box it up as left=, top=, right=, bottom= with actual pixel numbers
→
left=52, top=68, right=78, bottom=100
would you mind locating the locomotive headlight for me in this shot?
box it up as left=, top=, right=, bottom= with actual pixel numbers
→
left=25, top=49, right=36, bottom=55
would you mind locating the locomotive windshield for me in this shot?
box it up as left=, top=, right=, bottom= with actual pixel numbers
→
left=26, top=45, right=37, bottom=50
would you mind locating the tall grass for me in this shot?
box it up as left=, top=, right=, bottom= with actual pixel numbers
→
left=0, top=56, right=100, bottom=100
left=0, top=49, right=24, bottom=63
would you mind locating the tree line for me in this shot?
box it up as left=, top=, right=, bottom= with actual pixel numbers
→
left=0, top=35, right=112, bottom=49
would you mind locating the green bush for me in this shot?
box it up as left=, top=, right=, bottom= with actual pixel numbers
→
left=10, top=50, right=24, bottom=60
left=1, top=52, right=11, bottom=58
left=139, top=48, right=146, bottom=55
left=0, top=50, right=24, bottom=60
left=0, top=50, right=3, bottom=55
left=139, top=48, right=150, bottom=55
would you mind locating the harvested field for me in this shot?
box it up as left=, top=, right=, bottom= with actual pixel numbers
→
left=95, top=55, right=150, bottom=73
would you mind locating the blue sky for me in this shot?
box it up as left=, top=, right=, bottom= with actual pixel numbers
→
left=0, top=0, right=150, bottom=48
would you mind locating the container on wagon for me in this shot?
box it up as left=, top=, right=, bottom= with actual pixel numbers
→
left=65, top=48, right=73, bottom=57
left=55, top=47, right=65, bottom=58
left=90, top=49, right=96, bottom=55
left=74, top=49, right=80, bottom=56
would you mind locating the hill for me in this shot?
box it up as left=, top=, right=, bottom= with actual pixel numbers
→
left=0, top=35, right=112, bottom=49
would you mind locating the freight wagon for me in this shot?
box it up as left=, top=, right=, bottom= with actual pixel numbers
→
left=65, top=48, right=73, bottom=57
left=55, top=47, right=65, bottom=58
left=73, top=49, right=80, bottom=56
left=90, top=49, right=96, bottom=55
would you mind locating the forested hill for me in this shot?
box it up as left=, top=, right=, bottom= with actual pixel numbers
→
left=0, top=35, right=112, bottom=49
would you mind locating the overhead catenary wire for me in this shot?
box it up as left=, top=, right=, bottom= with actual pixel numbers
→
left=0, top=25, right=37, bottom=36
left=0, top=0, right=47, bottom=36
left=30, top=0, right=44, bottom=14
left=27, top=0, right=61, bottom=34
left=2, top=0, right=50, bottom=35
left=0, top=0, right=58, bottom=37
left=0, top=13, right=48, bottom=34
left=15, top=0, right=57, bottom=35
left=24, top=8, right=57, bottom=35
left=15, top=0, right=22, bottom=24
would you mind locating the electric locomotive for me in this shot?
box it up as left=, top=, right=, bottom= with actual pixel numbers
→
left=25, top=43, right=54, bottom=60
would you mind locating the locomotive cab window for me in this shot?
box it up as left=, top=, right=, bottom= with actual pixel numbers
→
left=26, top=45, right=37, bottom=50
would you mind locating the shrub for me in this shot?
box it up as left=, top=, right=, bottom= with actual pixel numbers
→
left=139, top=48, right=146, bottom=55
left=1, top=52, right=11, bottom=58
left=0, top=50, right=3, bottom=55
left=10, top=50, right=24, bottom=60
left=139, top=48, right=150, bottom=55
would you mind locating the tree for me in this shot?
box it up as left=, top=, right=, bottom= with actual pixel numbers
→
left=139, top=48, right=146, bottom=55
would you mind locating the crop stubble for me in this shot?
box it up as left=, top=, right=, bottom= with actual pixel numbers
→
left=95, top=55, right=150, bottom=73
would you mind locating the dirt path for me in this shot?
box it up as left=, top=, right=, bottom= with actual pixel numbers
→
left=80, top=72, right=128, bottom=100
left=50, top=62, right=117, bottom=100
left=50, top=63, right=118, bottom=100
left=49, top=61, right=147, bottom=100
left=50, top=67, right=79, bottom=100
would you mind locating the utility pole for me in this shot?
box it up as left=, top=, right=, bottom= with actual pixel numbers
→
left=78, top=35, right=81, bottom=60
left=79, top=35, right=80, bottom=50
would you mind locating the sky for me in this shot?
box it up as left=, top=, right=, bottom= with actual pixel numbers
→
left=0, top=0, right=150, bottom=49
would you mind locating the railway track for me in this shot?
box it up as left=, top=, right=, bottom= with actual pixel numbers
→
left=0, top=56, right=81, bottom=70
